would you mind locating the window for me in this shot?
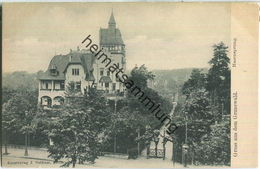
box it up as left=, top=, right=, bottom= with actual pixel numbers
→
left=105, top=83, right=109, bottom=88
left=107, top=71, right=110, bottom=76
left=50, top=65, right=58, bottom=76
left=60, top=81, right=65, bottom=90
left=76, top=82, right=81, bottom=91
left=50, top=69, right=57, bottom=76
left=72, top=68, right=79, bottom=75
left=41, top=96, right=52, bottom=107
left=54, top=81, right=60, bottom=90
left=41, top=80, right=51, bottom=90
left=100, top=68, right=104, bottom=76
left=113, top=83, right=116, bottom=91
left=45, top=83, right=49, bottom=89
left=53, top=81, right=65, bottom=90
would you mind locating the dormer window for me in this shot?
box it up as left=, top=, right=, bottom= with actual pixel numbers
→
left=72, top=68, right=79, bottom=76
left=50, top=65, right=58, bottom=76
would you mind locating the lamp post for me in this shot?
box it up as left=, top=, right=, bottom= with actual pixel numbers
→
left=3, top=128, right=9, bottom=155
left=182, top=144, right=189, bottom=167
left=154, top=137, right=159, bottom=157
left=145, top=125, right=151, bottom=159
left=24, top=124, right=29, bottom=156
left=162, top=129, right=166, bottom=160
left=182, top=112, right=189, bottom=167
left=137, top=127, right=140, bottom=156
left=221, top=98, right=224, bottom=121
left=113, top=97, right=117, bottom=154
left=145, top=140, right=150, bottom=159
left=24, top=110, right=29, bottom=156
left=185, top=112, right=188, bottom=144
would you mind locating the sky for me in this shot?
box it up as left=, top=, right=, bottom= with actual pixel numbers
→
left=3, top=2, right=231, bottom=73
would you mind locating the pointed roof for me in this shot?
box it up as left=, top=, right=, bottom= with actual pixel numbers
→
left=100, top=28, right=124, bottom=45
left=109, top=12, right=116, bottom=25
left=108, top=11, right=116, bottom=29
left=100, top=11, right=124, bottom=45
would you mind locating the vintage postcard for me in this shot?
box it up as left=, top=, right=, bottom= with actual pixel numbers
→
left=1, top=2, right=258, bottom=168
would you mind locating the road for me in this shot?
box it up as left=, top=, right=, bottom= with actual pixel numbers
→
left=2, top=147, right=182, bottom=168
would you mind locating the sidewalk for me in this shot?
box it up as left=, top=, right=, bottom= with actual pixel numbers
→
left=2, top=147, right=50, bottom=160
left=1, top=147, right=185, bottom=168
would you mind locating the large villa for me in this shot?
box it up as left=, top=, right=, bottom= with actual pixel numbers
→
left=38, top=12, right=126, bottom=107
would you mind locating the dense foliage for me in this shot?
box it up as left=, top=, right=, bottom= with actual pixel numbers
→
left=2, top=42, right=230, bottom=166
left=103, top=65, right=173, bottom=154
left=47, top=87, right=111, bottom=167
left=172, top=42, right=231, bottom=166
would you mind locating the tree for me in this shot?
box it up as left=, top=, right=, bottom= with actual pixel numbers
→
left=174, top=42, right=231, bottom=165
left=114, top=65, right=172, bottom=155
left=33, top=107, right=60, bottom=147
left=129, top=65, right=155, bottom=88
left=47, top=86, right=111, bottom=167
left=195, top=117, right=230, bottom=165
left=2, top=89, right=38, bottom=156
left=2, top=87, right=16, bottom=104
left=182, top=69, right=206, bottom=97
left=103, top=65, right=173, bottom=155
left=183, top=89, right=214, bottom=145
left=126, top=65, right=172, bottom=130
left=2, top=102, right=16, bottom=155
left=2, top=87, right=18, bottom=153
left=207, top=42, right=230, bottom=121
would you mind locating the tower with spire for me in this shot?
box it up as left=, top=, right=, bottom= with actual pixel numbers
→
left=94, top=11, right=126, bottom=95
left=37, top=11, right=127, bottom=108
left=108, top=11, right=116, bottom=29
left=99, top=11, right=125, bottom=56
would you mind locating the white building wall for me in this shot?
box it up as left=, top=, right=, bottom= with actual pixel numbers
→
left=39, top=90, right=65, bottom=100
left=38, top=89, right=65, bottom=106
left=93, top=51, right=125, bottom=93
left=38, top=49, right=126, bottom=106
left=65, top=64, right=85, bottom=84
left=65, top=64, right=91, bottom=93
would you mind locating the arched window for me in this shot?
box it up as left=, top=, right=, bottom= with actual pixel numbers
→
left=41, top=96, right=52, bottom=107
left=53, top=96, right=64, bottom=106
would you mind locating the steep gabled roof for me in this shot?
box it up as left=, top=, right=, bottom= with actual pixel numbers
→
left=38, top=50, right=95, bottom=81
